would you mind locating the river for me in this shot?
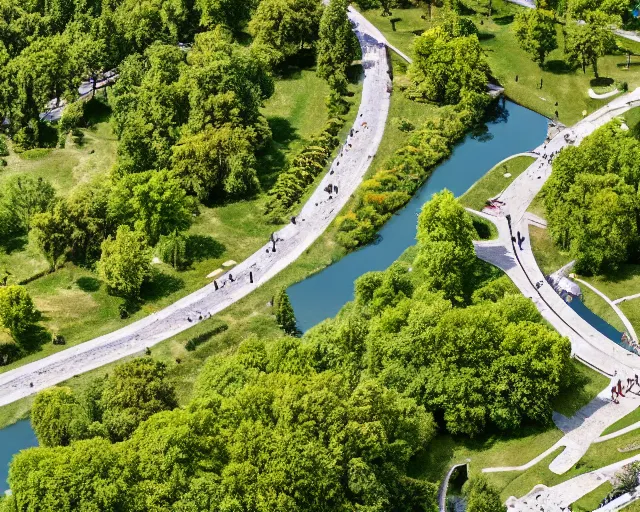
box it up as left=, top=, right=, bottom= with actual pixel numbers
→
left=288, top=99, right=549, bottom=332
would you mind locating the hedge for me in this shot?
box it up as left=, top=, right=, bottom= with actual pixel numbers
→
left=336, top=91, right=490, bottom=249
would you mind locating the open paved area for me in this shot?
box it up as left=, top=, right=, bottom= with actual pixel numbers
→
left=0, top=10, right=392, bottom=407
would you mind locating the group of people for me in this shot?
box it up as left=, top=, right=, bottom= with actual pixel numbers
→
left=611, top=375, right=639, bottom=403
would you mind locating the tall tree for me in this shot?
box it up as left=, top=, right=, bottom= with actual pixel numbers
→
left=317, top=0, right=360, bottom=106
left=0, top=285, right=39, bottom=340
left=31, top=387, right=89, bottom=447
left=274, top=287, right=298, bottom=335
left=98, top=225, right=151, bottom=301
left=30, top=201, right=73, bottom=270
left=514, top=8, right=558, bottom=66
left=565, top=11, right=616, bottom=77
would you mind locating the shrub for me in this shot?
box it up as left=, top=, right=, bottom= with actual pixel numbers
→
left=616, top=80, right=628, bottom=92
left=59, top=101, right=85, bottom=134
left=0, top=136, right=8, bottom=157
left=392, top=117, right=415, bottom=132
left=0, top=339, right=21, bottom=365
left=0, top=159, right=6, bottom=167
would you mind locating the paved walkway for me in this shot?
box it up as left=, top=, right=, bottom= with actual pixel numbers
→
left=573, top=277, right=638, bottom=342
left=0, top=9, right=392, bottom=407
left=505, top=453, right=640, bottom=512
left=474, top=88, right=640, bottom=377
left=614, top=293, right=640, bottom=305
left=588, top=88, right=620, bottom=100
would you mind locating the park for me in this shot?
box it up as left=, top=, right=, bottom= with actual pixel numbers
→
left=1, top=0, right=640, bottom=511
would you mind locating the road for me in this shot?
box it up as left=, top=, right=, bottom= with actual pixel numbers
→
left=0, top=9, right=392, bottom=407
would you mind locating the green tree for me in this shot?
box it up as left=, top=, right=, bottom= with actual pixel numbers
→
left=31, top=387, right=89, bottom=447
left=195, top=0, right=259, bottom=32
left=565, top=11, right=616, bottom=77
left=157, top=230, right=187, bottom=269
left=274, top=287, right=298, bottom=335
left=464, top=477, right=506, bottom=512
left=30, top=201, right=73, bottom=270
left=97, top=225, right=151, bottom=301
left=317, top=0, right=360, bottom=110
left=100, top=357, right=178, bottom=441
left=1, top=176, right=56, bottom=234
left=414, top=190, right=477, bottom=303
left=513, top=8, right=558, bottom=66
left=109, top=170, right=193, bottom=245
left=249, top=0, right=323, bottom=69
left=408, top=26, right=489, bottom=104
left=0, top=285, right=39, bottom=340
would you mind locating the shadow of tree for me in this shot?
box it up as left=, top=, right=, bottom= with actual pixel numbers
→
left=545, top=59, right=575, bottom=74
left=140, top=270, right=185, bottom=302
left=84, top=98, right=112, bottom=126
left=15, top=325, right=51, bottom=354
left=186, top=235, right=226, bottom=262
left=590, top=77, right=614, bottom=87
left=0, top=236, right=27, bottom=254
left=76, top=276, right=101, bottom=292
left=493, top=14, right=515, bottom=25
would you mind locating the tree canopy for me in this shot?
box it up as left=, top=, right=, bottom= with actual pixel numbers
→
left=514, top=8, right=558, bottom=66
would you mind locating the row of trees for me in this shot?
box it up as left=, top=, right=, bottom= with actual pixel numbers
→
left=514, top=6, right=619, bottom=77
left=1, top=193, right=570, bottom=510
left=543, top=120, right=640, bottom=274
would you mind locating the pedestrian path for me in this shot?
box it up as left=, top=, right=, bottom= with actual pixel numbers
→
left=614, top=293, right=640, bottom=305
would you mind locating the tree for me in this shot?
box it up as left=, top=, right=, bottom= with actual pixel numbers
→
left=249, top=0, right=323, bottom=69
left=414, top=190, right=477, bottom=303
left=99, top=357, right=178, bottom=441
left=464, top=477, right=506, bottom=512
left=408, top=26, right=489, bottom=104
left=195, top=0, right=259, bottom=32
left=514, top=8, right=557, bottom=66
left=274, top=287, right=298, bottom=335
left=31, top=387, right=89, bottom=447
left=97, top=225, right=151, bottom=301
left=30, top=201, right=73, bottom=270
left=1, top=176, right=56, bottom=235
left=157, top=231, right=187, bottom=269
left=565, top=11, right=616, bottom=77
left=109, top=170, right=194, bottom=245
left=317, top=0, right=360, bottom=110
left=0, top=285, right=39, bottom=340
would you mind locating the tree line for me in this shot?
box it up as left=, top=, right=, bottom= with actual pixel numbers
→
left=0, top=192, right=572, bottom=511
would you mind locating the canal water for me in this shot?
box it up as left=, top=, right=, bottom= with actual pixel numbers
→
left=288, top=100, right=549, bottom=332
left=0, top=420, right=37, bottom=493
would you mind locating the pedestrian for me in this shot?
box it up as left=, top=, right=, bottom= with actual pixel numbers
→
left=515, top=75, right=519, bottom=82
left=555, top=110, right=559, bottom=119
left=540, top=78, right=543, bottom=89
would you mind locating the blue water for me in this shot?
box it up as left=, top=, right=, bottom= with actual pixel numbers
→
left=568, top=297, right=631, bottom=350
left=0, top=420, right=37, bottom=493
left=288, top=100, right=549, bottom=332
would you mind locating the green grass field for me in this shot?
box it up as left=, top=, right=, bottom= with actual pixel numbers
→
left=460, top=155, right=535, bottom=211
left=572, top=482, right=613, bottom=512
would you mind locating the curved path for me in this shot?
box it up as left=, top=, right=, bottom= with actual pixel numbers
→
left=588, top=88, right=620, bottom=100
left=0, top=10, right=392, bottom=407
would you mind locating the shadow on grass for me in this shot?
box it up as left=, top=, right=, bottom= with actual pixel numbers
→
left=617, top=62, right=640, bottom=68
left=15, top=325, right=52, bottom=353
left=268, top=116, right=299, bottom=146
left=473, top=218, right=493, bottom=240
left=478, top=32, right=496, bottom=41
left=0, top=236, right=27, bottom=254
left=76, top=276, right=101, bottom=292
left=493, top=14, right=515, bottom=25
left=84, top=98, right=112, bottom=126
left=590, top=77, right=614, bottom=87
left=545, top=59, right=575, bottom=74
left=140, top=270, right=185, bottom=302
left=186, top=235, right=225, bottom=262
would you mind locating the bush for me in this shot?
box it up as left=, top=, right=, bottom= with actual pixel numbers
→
left=616, top=80, right=628, bottom=92
left=59, top=101, right=85, bottom=134
left=52, top=334, right=66, bottom=345
left=392, top=117, right=415, bottom=132
left=0, top=136, right=8, bottom=157
left=336, top=94, right=489, bottom=249
left=0, top=159, right=6, bottom=167
left=265, top=118, right=344, bottom=219
left=0, top=339, right=21, bottom=365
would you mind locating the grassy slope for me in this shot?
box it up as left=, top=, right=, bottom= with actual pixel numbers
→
left=572, top=482, right=613, bottom=512
left=460, top=155, right=535, bottom=211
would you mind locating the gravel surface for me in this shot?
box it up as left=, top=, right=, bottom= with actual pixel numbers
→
left=0, top=10, right=392, bottom=406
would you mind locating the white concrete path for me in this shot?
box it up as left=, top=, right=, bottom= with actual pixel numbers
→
left=588, top=88, right=620, bottom=100
left=0, top=9, right=392, bottom=407
left=574, top=277, right=638, bottom=342
left=614, top=293, right=640, bottom=305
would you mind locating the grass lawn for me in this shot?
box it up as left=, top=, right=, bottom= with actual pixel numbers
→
left=603, top=407, right=640, bottom=436
left=527, top=191, right=546, bottom=219
left=360, top=2, right=640, bottom=126
left=529, top=225, right=571, bottom=275
left=620, top=298, right=640, bottom=344
left=552, top=359, right=609, bottom=418
left=572, top=481, right=613, bottom=512
left=581, top=287, right=627, bottom=333
left=460, top=155, right=535, bottom=211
